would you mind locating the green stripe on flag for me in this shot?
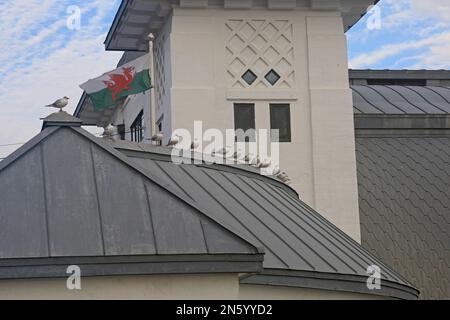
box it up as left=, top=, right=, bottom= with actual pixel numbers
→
left=87, top=70, right=152, bottom=110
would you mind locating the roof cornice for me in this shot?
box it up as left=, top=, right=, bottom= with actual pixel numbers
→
left=105, top=0, right=377, bottom=51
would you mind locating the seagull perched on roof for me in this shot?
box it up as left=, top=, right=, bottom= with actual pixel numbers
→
left=167, top=134, right=182, bottom=147
left=151, top=132, right=164, bottom=142
left=102, top=125, right=117, bottom=140
left=45, top=97, right=69, bottom=111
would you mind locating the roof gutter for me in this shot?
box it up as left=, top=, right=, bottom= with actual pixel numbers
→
left=240, top=268, right=420, bottom=300
left=355, top=114, right=450, bottom=136
left=0, top=254, right=264, bottom=280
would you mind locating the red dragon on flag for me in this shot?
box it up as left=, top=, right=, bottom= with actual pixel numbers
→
left=80, top=54, right=152, bottom=110
left=102, top=66, right=135, bottom=101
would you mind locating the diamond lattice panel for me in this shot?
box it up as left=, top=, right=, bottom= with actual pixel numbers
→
left=226, top=19, right=295, bottom=89
left=153, top=35, right=166, bottom=112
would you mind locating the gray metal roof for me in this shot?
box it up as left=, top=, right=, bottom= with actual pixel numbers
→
left=356, top=136, right=450, bottom=299
left=0, top=121, right=263, bottom=278
left=352, top=85, right=450, bottom=114
left=106, top=139, right=418, bottom=299
left=0, top=115, right=418, bottom=298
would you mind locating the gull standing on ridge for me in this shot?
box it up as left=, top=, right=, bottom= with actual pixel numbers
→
left=45, top=97, right=70, bottom=112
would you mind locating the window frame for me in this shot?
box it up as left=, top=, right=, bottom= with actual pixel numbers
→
left=234, top=103, right=256, bottom=142
left=270, top=103, right=291, bottom=143
left=130, top=110, right=144, bottom=142
left=156, top=115, right=164, bottom=133
left=117, top=124, right=126, bottom=140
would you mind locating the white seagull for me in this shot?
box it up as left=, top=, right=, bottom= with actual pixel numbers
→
left=45, top=97, right=69, bottom=111
left=167, top=134, right=182, bottom=147
left=102, top=125, right=117, bottom=139
left=151, top=132, right=164, bottom=142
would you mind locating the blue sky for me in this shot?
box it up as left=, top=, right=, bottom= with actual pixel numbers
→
left=348, top=0, right=450, bottom=69
left=0, top=0, right=449, bottom=159
left=0, top=0, right=123, bottom=158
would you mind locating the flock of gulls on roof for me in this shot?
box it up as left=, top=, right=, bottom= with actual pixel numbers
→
left=150, top=133, right=291, bottom=184
left=42, top=98, right=291, bottom=184
left=103, top=128, right=290, bottom=183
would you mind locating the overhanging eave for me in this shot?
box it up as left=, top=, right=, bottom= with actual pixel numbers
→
left=74, top=92, right=119, bottom=127
left=105, top=0, right=378, bottom=51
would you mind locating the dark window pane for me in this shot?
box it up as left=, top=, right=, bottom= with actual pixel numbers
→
left=265, top=69, right=280, bottom=85
left=130, top=110, right=144, bottom=142
left=156, top=115, right=163, bottom=134
left=242, top=69, right=257, bottom=85
left=234, top=103, right=255, bottom=142
left=117, top=124, right=125, bottom=140
left=270, top=104, right=291, bottom=142
left=367, top=79, right=426, bottom=86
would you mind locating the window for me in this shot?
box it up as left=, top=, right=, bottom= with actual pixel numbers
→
left=234, top=103, right=255, bottom=142
left=265, top=69, right=280, bottom=86
left=130, top=111, right=144, bottom=142
left=242, top=69, right=257, bottom=85
left=270, top=104, right=291, bottom=142
left=156, top=115, right=163, bottom=133
left=117, top=124, right=125, bottom=140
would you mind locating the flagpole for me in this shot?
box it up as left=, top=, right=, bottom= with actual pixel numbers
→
left=148, top=36, right=156, bottom=140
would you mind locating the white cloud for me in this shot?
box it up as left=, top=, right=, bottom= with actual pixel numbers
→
left=0, top=0, right=122, bottom=158
left=349, top=31, right=450, bottom=69
left=409, top=0, right=450, bottom=22
left=382, top=0, right=450, bottom=25
left=349, top=0, right=450, bottom=69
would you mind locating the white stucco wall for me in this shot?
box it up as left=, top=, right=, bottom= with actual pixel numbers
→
left=239, top=284, right=386, bottom=300
left=118, top=91, right=152, bottom=141
left=0, top=274, right=239, bottom=300
left=0, top=274, right=387, bottom=300
left=154, top=17, right=174, bottom=140
left=147, top=7, right=361, bottom=241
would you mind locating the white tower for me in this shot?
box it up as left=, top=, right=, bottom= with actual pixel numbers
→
left=80, top=0, right=377, bottom=242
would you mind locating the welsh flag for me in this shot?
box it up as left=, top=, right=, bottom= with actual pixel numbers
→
left=80, top=54, right=152, bottom=110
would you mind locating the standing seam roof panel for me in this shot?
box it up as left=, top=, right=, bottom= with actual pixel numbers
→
left=352, top=85, right=450, bottom=114
left=207, top=170, right=331, bottom=271
left=263, top=182, right=411, bottom=283
left=225, top=173, right=355, bottom=273
left=352, top=85, right=406, bottom=114
left=125, top=152, right=413, bottom=285
left=385, top=86, right=443, bottom=114
left=149, top=160, right=285, bottom=267
left=402, top=86, right=449, bottom=113
left=180, top=164, right=300, bottom=269
left=369, top=85, right=426, bottom=114
left=0, top=127, right=260, bottom=264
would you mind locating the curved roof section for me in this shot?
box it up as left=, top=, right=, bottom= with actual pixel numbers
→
left=0, top=115, right=418, bottom=299
left=106, top=139, right=419, bottom=299
left=352, top=85, right=450, bottom=115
